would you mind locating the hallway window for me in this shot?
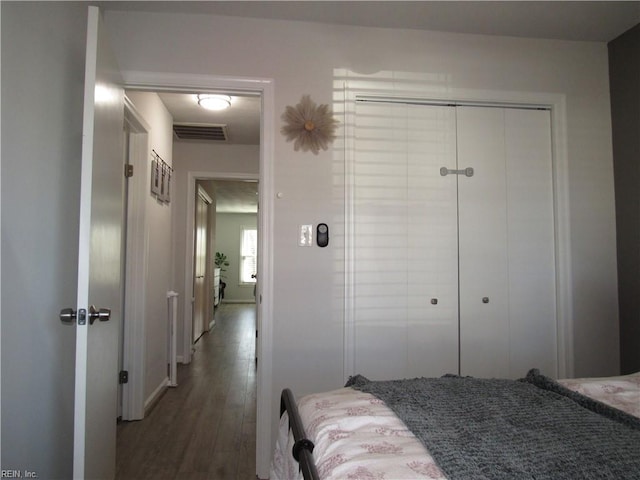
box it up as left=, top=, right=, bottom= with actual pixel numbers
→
left=240, top=227, right=257, bottom=284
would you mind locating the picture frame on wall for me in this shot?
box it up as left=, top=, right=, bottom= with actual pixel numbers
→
left=164, top=166, right=172, bottom=203
left=151, top=150, right=172, bottom=204
left=150, top=158, right=160, bottom=195
left=160, top=162, right=170, bottom=203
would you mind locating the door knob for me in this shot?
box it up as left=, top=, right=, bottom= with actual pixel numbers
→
left=59, top=307, right=77, bottom=324
left=60, top=308, right=88, bottom=325
left=88, top=305, right=111, bottom=325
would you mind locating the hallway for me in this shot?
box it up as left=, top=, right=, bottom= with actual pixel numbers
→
left=116, top=303, right=257, bottom=480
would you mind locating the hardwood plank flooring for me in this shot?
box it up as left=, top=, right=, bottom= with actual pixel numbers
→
left=116, top=303, right=257, bottom=480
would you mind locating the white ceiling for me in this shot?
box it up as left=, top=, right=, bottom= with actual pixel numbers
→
left=104, top=1, right=639, bottom=42
left=209, top=179, right=259, bottom=214
left=129, top=0, right=639, bottom=151
left=117, top=1, right=638, bottom=213
left=158, top=92, right=261, bottom=145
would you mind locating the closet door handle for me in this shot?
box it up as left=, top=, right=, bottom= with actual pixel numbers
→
left=482, top=297, right=490, bottom=304
left=440, top=167, right=474, bottom=177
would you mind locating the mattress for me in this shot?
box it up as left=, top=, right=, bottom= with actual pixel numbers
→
left=270, top=372, right=640, bottom=480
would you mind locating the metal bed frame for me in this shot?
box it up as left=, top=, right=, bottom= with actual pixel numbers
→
left=279, top=389, right=320, bottom=480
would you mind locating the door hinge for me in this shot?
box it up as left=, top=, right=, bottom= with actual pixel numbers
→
left=119, top=370, right=129, bottom=384
left=124, top=164, right=134, bottom=178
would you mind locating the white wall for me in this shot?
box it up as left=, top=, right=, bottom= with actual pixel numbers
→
left=124, top=91, right=174, bottom=404
left=0, top=3, right=621, bottom=478
left=171, top=142, right=259, bottom=358
left=104, top=9, right=617, bottom=476
left=215, top=213, right=258, bottom=303
left=1, top=3, right=87, bottom=477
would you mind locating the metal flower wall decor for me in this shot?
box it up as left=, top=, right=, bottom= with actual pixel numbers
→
left=281, top=95, right=339, bottom=155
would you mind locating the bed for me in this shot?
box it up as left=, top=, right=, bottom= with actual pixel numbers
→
left=271, top=369, right=640, bottom=480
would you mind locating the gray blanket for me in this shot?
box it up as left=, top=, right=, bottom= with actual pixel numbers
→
left=346, top=369, right=640, bottom=479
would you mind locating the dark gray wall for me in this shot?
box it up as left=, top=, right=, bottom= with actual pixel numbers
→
left=609, top=23, right=640, bottom=374
left=1, top=2, right=87, bottom=477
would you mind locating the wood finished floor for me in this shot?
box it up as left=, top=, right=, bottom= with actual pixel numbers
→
left=116, top=303, right=257, bottom=480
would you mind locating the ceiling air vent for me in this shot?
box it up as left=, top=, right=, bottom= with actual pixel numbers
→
left=173, top=123, right=228, bottom=141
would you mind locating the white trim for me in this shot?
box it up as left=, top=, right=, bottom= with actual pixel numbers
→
left=342, top=81, right=572, bottom=380
left=123, top=70, right=273, bottom=92
left=256, top=84, right=275, bottom=479
left=121, top=70, right=275, bottom=479
left=192, top=184, right=214, bottom=348
left=356, top=95, right=553, bottom=110
left=341, top=81, right=356, bottom=383
left=124, top=94, right=152, bottom=131
left=167, top=291, right=179, bottom=387
left=144, top=377, right=169, bottom=413
left=121, top=96, right=151, bottom=420
left=184, top=171, right=259, bottom=364
left=197, top=184, right=213, bottom=204
left=549, top=96, right=574, bottom=378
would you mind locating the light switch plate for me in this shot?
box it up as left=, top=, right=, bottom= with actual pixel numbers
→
left=299, top=224, right=313, bottom=246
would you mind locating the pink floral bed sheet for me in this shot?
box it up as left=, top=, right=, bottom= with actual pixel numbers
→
left=270, top=372, right=640, bottom=480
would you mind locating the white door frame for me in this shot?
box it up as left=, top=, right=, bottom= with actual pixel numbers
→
left=122, top=71, right=274, bottom=479
left=342, top=84, right=572, bottom=381
left=184, top=172, right=259, bottom=359
left=121, top=96, right=151, bottom=421
left=192, top=184, right=213, bottom=343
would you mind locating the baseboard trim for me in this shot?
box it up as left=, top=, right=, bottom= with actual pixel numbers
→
left=144, top=378, right=169, bottom=416
left=220, top=299, right=256, bottom=304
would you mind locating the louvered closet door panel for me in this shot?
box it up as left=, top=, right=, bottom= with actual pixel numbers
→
left=406, top=105, right=459, bottom=378
left=353, top=102, right=459, bottom=379
left=505, top=109, right=557, bottom=378
left=353, top=101, right=410, bottom=380
left=457, top=107, right=511, bottom=378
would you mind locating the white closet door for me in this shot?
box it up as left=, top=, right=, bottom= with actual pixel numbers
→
left=406, top=105, right=459, bottom=378
left=353, top=101, right=409, bottom=379
left=457, top=107, right=511, bottom=378
left=458, top=107, right=557, bottom=379
left=351, top=102, right=557, bottom=381
left=353, top=102, right=458, bottom=379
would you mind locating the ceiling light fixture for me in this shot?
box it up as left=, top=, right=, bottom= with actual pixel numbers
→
left=197, top=94, right=231, bottom=111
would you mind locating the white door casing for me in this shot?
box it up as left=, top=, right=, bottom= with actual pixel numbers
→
left=74, top=6, right=124, bottom=478
left=193, top=186, right=212, bottom=342
left=120, top=71, right=274, bottom=479
left=120, top=97, right=151, bottom=421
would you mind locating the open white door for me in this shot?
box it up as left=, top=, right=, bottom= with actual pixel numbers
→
left=73, top=6, right=124, bottom=479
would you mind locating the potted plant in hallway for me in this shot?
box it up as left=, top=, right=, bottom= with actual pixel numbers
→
left=215, top=252, right=229, bottom=301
